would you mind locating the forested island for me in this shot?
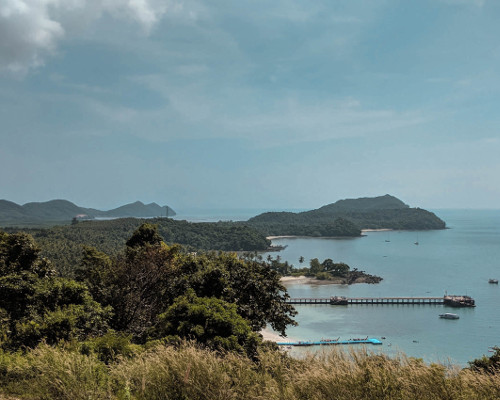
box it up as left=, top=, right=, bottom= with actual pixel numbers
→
left=253, top=254, right=382, bottom=284
left=245, top=194, right=446, bottom=237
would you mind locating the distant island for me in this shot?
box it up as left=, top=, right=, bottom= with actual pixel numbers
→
left=245, top=194, right=445, bottom=237
left=263, top=256, right=383, bottom=285
left=0, top=199, right=176, bottom=227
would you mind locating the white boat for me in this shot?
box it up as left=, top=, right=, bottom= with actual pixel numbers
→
left=439, top=313, right=459, bottom=320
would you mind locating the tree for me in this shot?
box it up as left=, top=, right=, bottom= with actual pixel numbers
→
left=151, top=291, right=261, bottom=357
left=169, top=252, right=297, bottom=336
left=125, top=223, right=163, bottom=249
left=75, top=246, right=113, bottom=305
left=309, top=258, right=323, bottom=275
left=321, top=259, right=350, bottom=277
left=469, top=347, right=500, bottom=374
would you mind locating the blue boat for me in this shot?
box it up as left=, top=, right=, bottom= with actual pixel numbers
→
left=277, top=338, right=383, bottom=346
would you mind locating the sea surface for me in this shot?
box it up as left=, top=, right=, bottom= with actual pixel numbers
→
left=178, top=208, right=500, bottom=366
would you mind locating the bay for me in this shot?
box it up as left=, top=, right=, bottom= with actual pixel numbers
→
left=262, top=209, right=500, bottom=366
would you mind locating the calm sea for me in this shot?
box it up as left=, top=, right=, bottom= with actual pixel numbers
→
left=177, top=208, right=500, bottom=366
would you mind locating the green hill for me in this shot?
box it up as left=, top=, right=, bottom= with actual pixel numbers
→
left=0, top=199, right=176, bottom=226
left=101, top=201, right=175, bottom=218
left=246, top=195, right=445, bottom=236
left=316, top=194, right=409, bottom=212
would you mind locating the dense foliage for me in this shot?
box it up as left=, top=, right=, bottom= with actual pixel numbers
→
left=0, top=231, right=111, bottom=350
left=258, top=254, right=382, bottom=284
left=469, top=347, right=500, bottom=374
left=0, top=226, right=295, bottom=357
left=245, top=217, right=362, bottom=237
left=5, top=217, right=271, bottom=276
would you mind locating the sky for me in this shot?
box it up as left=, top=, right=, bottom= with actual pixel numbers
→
left=1, top=0, right=500, bottom=211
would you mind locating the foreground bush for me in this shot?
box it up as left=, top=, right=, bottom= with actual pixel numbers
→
left=1, top=343, right=500, bottom=400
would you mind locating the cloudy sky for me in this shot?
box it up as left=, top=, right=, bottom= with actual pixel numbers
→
left=1, top=0, right=499, bottom=211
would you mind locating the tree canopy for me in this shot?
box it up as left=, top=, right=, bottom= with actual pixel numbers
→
left=0, top=225, right=296, bottom=355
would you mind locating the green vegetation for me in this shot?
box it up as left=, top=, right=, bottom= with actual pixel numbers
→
left=1, top=226, right=498, bottom=399
left=1, top=343, right=500, bottom=399
left=245, top=216, right=362, bottom=237
left=469, top=347, right=500, bottom=374
left=4, top=218, right=271, bottom=276
left=246, top=194, right=446, bottom=237
left=260, top=254, right=382, bottom=284
left=0, top=226, right=295, bottom=354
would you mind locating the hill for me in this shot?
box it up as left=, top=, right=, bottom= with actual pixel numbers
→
left=316, top=194, right=409, bottom=212
left=0, top=199, right=176, bottom=226
left=100, top=201, right=174, bottom=218
left=246, top=195, right=445, bottom=236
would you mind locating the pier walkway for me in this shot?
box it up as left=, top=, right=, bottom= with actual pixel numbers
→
left=286, top=295, right=475, bottom=307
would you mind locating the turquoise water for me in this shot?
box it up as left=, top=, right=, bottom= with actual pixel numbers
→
left=262, top=210, right=500, bottom=366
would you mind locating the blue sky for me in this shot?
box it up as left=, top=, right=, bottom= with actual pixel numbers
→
left=1, top=0, right=499, bottom=211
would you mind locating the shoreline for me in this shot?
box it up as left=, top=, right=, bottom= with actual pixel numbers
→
left=260, top=327, right=296, bottom=343
left=280, top=275, right=347, bottom=286
left=266, top=235, right=360, bottom=240
left=280, top=275, right=382, bottom=285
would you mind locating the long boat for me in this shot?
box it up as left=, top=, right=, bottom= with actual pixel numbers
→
left=276, top=338, right=383, bottom=346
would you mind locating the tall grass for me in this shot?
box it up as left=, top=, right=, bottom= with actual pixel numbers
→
left=1, top=343, right=499, bottom=400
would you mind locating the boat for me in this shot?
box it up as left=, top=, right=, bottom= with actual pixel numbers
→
left=489, top=279, right=498, bottom=284
left=443, top=294, right=475, bottom=307
left=276, top=338, right=383, bottom=346
left=439, top=313, right=460, bottom=320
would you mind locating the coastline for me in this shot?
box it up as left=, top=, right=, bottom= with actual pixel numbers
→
left=260, top=327, right=296, bottom=343
left=280, top=275, right=381, bottom=285
left=266, top=235, right=360, bottom=240
left=280, top=275, right=338, bottom=285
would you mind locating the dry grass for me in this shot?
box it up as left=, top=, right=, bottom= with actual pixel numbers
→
left=1, top=343, right=500, bottom=400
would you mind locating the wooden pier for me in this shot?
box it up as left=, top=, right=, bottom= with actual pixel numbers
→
left=286, top=295, right=475, bottom=307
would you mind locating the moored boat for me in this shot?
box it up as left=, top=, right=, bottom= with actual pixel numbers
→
left=489, top=279, right=498, bottom=284
left=443, top=295, right=475, bottom=307
left=439, top=313, right=459, bottom=320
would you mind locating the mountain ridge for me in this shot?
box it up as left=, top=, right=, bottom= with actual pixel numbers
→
left=0, top=199, right=176, bottom=226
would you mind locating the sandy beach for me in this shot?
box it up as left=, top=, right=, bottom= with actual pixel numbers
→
left=280, top=275, right=352, bottom=285
left=266, top=235, right=303, bottom=240
left=260, top=327, right=296, bottom=343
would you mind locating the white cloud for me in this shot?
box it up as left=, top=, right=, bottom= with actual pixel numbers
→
left=0, top=0, right=169, bottom=75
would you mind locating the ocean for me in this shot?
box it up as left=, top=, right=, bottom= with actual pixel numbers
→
left=176, top=208, right=500, bottom=366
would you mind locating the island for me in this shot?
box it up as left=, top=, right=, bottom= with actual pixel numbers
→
left=244, top=194, right=445, bottom=237
left=257, top=255, right=383, bottom=285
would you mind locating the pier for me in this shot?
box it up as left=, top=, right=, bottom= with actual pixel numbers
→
left=286, top=295, right=475, bottom=307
